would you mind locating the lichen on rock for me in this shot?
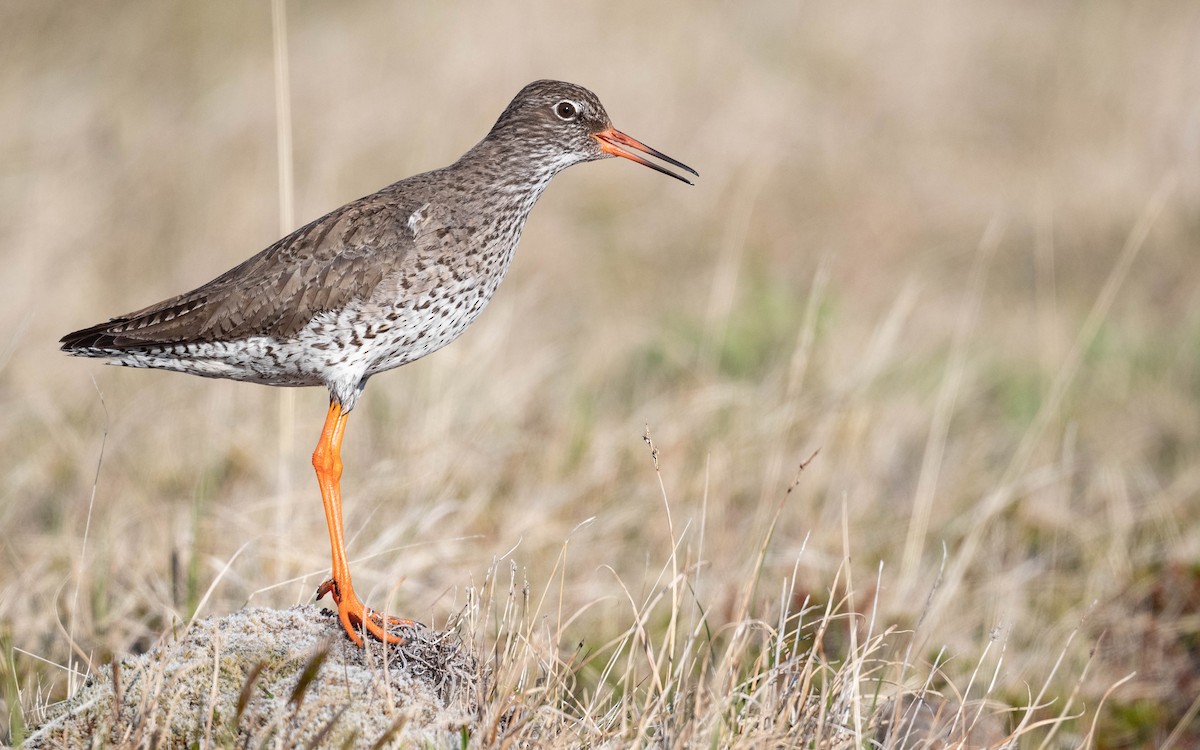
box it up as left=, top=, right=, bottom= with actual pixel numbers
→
left=24, top=606, right=479, bottom=748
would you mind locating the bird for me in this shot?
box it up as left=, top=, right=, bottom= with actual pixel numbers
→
left=60, top=79, right=697, bottom=646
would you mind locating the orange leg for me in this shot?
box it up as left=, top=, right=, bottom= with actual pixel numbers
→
left=312, top=400, right=411, bottom=646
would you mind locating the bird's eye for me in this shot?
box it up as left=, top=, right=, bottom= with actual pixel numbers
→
left=554, top=100, right=579, bottom=121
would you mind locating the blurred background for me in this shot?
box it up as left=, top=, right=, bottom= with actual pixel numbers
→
left=2, top=0, right=1199, bottom=744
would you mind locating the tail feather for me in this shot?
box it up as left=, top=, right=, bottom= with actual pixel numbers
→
left=60, top=317, right=152, bottom=355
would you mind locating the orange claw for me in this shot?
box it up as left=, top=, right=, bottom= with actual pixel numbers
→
left=312, top=401, right=412, bottom=647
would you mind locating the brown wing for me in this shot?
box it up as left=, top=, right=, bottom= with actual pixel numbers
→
left=61, top=195, right=421, bottom=351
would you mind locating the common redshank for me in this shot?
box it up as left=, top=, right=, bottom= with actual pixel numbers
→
left=60, top=80, right=696, bottom=646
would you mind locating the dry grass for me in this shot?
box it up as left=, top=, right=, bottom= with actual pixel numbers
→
left=3, top=1, right=1200, bottom=746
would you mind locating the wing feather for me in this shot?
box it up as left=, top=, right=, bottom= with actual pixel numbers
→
left=61, top=195, right=421, bottom=352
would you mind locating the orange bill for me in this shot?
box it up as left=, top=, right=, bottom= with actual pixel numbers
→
left=594, top=128, right=698, bottom=185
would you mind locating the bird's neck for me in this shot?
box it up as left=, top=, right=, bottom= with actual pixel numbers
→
left=455, top=134, right=568, bottom=203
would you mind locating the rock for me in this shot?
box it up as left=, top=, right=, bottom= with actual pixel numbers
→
left=24, top=606, right=478, bottom=748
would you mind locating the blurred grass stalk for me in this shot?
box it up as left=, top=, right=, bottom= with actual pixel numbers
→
left=272, top=0, right=297, bottom=588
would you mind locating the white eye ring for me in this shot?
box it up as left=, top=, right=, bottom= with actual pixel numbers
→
left=554, top=100, right=581, bottom=121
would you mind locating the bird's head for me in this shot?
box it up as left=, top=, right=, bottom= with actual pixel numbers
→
left=487, top=79, right=697, bottom=185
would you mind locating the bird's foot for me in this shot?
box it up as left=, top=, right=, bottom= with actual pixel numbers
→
left=316, top=577, right=414, bottom=647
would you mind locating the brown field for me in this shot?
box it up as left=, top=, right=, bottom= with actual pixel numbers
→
left=2, top=1, right=1199, bottom=746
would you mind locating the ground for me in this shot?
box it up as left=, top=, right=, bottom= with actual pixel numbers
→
left=24, top=607, right=476, bottom=748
